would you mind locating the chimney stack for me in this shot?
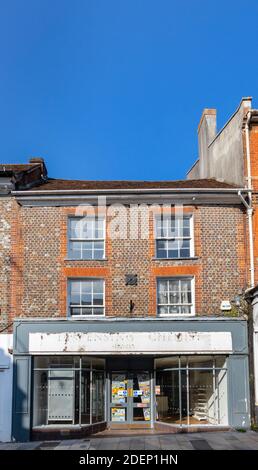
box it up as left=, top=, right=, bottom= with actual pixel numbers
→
left=197, top=109, right=217, bottom=178
left=29, top=157, right=47, bottom=178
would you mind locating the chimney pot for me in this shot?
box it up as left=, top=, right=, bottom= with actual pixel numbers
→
left=29, top=157, right=45, bottom=164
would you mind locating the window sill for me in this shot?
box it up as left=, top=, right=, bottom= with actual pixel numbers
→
left=152, top=257, right=199, bottom=261
left=64, top=258, right=108, bottom=261
left=68, top=315, right=105, bottom=319
left=157, top=313, right=195, bottom=318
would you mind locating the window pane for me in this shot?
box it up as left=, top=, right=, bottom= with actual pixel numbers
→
left=70, top=219, right=81, bottom=239
left=82, top=219, right=94, bottom=239
left=81, top=293, right=92, bottom=305
left=157, top=248, right=167, bottom=258
left=94, top=249, right=104, bottom=259
left=188, top=356, right=214, bottom=368
left=215, top=356, right=227, bottom=368
left=70, top=241, right=82, bottom=259
left=81, top=370, right=90, bottom=424
left=71, top=281, right=80, bottom=294
left=93, top=280, right=103, bottom=294
left=94, top=241, right=104, bottom=250
left=180, top=306, right=191, bottom=314
left=169, top=292, right=180, bottom=304
left=181, top=280, right=191, bottom=304
left=156, top=227, right=162, bottom=238
left=179, top=239, right=190, bottom=258
left=188, top=369, right=214, bottom=424
left=81, top=307, right=93, bottom=315
left=92, top=358, right=105, bottom=370
left=158, top=280, right=168, bottom=303
left=70, top=307, right=81, bottom=316
left=182, top=239, right=190, bottom=250
left=33, top=368, right=79, bottom=426
left=93, top=307, right=104, bottom=315
left=158, top=305, right=168, bottom=315
left=157, top=240, right=166, bottom=249
left=169, top=305, right=180, bottom=314
left=34, top=356, right=80, bottom=369
left=70, top=282, right=81, bottom=306
left=70, top=293, right=80, bottom=305
left=180, top=249, right=190, bottom=258
left=216, top=368, right=228, bottom=424
left=181, top=279, right=190, bottom=289
left=168, top=280, right=180, bottom=291
left=167, top=240, right=179, bottom=258
left=82, top=241, right=93, bottom=253
left=92, top=372, right=105, bottom=422
left=82, top=250, right=93, bottom=260
left=155, top=356, right=179, bottom=369
left=95, top=219, right=104, bottom=238
left=183, top=218, right=190, bottom=236
left=167, top=250, right=178, bottom=259
left=156, top=370, right=180, bottom=424
left=81, top=281, right=91, bottom=294
left=93, top=293, right=103, bottom=305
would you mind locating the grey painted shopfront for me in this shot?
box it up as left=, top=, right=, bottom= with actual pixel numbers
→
left=12, top=317, right=250, bottom=441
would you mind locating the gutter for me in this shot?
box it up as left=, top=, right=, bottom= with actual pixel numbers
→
left=12, top=187, right=249, bottom=196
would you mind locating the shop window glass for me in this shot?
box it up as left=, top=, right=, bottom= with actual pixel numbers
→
left=33, top=356, right=105, bottom=427
left=155, top=355, right=228, bottom=426
left=92, top=372, right=105, bottom=423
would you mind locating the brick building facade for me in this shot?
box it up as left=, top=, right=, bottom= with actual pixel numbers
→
left=7, top=203, right=247, bottom=322
left=2, top=99, right=257, bottom=441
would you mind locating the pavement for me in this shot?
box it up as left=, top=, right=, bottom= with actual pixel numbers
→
left=1, top=431, right=258, bottom=450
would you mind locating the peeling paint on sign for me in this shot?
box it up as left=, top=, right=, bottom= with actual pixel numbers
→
left=28, top=331, right=232, bottom=354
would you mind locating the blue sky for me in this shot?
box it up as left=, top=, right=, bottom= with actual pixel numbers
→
left=1, top=0, right=258, bottom=181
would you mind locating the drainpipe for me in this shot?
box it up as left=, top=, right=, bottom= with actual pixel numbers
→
left=238, top=110, right=255, bottom=288
left=238, top=190, right=254, bottom=288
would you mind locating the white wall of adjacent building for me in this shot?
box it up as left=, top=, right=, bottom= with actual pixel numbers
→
left=0, top=334, right=13, bottom=442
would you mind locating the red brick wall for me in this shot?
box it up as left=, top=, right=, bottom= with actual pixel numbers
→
left=2, top=201, right=246, bottom=328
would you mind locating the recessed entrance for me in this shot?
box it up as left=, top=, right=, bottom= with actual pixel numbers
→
left=109, top=371, right=151, bottom=428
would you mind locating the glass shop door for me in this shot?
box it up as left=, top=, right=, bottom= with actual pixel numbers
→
left=109, top=371, right=151, bottom=425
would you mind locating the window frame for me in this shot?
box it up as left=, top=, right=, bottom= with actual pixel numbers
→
left=68, top=278, right=105, bottom=318
left=67, top=216, right=106, bottom=260
left=155, top=214, right=194, bottom=259
left=156, top=276, right=195, bottom=317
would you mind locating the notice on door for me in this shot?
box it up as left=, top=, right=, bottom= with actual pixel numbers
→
left=111, top=407, right=125, bottom=422
left=112, top=374, right=127, bottom=404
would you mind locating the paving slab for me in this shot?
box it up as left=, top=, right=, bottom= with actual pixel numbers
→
left=1, top=430, right=258, bottom=450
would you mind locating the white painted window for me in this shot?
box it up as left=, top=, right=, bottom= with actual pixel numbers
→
left=68, top=217, right=105, bottom=260
left=157, top=277, right=195, bottom=316
left=155, top=215, right=194, bottom=259
left=69, top=279, right=105, bottom=316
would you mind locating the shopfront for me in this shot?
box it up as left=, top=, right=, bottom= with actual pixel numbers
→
left=12, top=318, right=250, bottom=441
left=32, top=356, right=105, bottom=428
